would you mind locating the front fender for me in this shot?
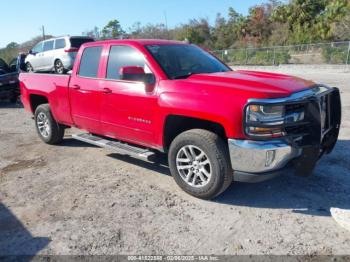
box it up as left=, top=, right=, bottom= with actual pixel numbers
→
left=158, top=91, right=246, bottom=139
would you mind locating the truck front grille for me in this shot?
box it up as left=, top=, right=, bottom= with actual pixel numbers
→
left=284, top=89, right=340, bottom=150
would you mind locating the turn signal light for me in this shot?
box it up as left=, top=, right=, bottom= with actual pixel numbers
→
left=247, top=126, right=285, bottom=138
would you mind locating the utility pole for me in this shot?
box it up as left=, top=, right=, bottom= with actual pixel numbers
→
left=41, top=25, right=45, bottom=40
left=164, top=11, right=169, bottom=39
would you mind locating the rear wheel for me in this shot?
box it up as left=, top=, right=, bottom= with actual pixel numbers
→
left=168, top=129, right=233, bottom=200
left=26, top=62, right=34, bottom=73
left=54, top=59, right=66, bottom=74
left=34, top=104, right=64, bottom=144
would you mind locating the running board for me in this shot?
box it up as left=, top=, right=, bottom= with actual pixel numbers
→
left=72, top=133, right=156, bottom=160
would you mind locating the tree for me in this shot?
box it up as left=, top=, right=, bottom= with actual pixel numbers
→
left=271, top=0, right=349, bottom=43
left=6, top=42, right=19, bottom=49
left=82, top=26, right=101, bottom=39
left=101, top=20, right=125, bottom=39
left=245, top=4, right=273, bottom=46
left=175, top=18, right=212, bottom=47
left=212, top=14, right=232, bottom=49
left=331, top=12, right=350, bottom=40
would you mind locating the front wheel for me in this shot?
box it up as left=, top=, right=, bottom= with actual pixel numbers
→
left=34, top=104, right=65, bottom=144
left=168, top=129, right=233, bottom=200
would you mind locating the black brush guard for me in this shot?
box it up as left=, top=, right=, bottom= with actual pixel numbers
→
left=292, top=87, right=341, bottom=176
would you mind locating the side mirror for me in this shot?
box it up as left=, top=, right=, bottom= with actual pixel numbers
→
left=119, top=66, right=155, bottom=92
left=119, top=66, right=146, bottom=80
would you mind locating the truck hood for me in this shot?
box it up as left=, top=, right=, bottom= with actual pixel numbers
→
left=186, top=70, right=315, bottom=98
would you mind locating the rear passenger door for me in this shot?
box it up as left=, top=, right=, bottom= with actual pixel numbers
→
left=69, top=45, right=103, bottom=133
left=42, top=40, right=55, bottom=70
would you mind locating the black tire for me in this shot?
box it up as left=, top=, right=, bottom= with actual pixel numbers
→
left=54, top=59, right=66, bottom=74
left=34, top=104, right=64, bottom=144
left=26, top=62, right=34, bottom=73
left=168, top=129, right=233, bottom=200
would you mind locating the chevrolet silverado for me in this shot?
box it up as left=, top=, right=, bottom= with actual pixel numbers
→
left=19, top=40, right=341, bottom=199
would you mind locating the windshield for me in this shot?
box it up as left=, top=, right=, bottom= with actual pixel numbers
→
left=145, top=44, right=231, bottom=79
left=0, top=58, right=8, bottom=72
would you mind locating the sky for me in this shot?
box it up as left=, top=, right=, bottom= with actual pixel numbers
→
left=0, top=0, right=267, bottom=48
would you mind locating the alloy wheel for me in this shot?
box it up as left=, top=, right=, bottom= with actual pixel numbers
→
left=36, top=112, right=51, bottom=138
left=176, top=145, right=212, bottom=188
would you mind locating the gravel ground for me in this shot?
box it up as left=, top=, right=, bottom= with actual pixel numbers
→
left=0, top=69, right=349, bottom=256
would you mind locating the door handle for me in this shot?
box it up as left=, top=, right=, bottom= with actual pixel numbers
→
left=103, top=87, right=112, bottom=94
left=72, top=84, right=80, bottom=90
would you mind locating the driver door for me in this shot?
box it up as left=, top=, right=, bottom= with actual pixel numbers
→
left=29, top=42, right=44, bottom=69
left=99, top=44, right=158, bottom=147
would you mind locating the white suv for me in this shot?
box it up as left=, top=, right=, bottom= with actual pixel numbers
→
left=25, top=36, right=94, bottom=74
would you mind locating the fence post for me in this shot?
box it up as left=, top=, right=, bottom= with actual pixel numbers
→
left=245, top=49, right=248, bottom=65
left=346, top=41, right=350, bottom=65
left=273, top=48, right=276, bottom=65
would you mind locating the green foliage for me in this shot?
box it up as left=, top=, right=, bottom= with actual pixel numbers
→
left=0, top=48, right=18, bottom=63
left=274, top=50, right=291, bottom=64
left=322, top=46, right=349, bottom=64
left=226, top=50, right=247, bottom=64
left=224, top=48, right=290, bottom=65
left=174, top=19, right=213, bottom=48
left=272, top=0, right=350, bottom=43
left=101, top=20, right=125, bottom=39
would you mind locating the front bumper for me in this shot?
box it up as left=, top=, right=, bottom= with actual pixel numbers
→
left=229, top=85, right=341, bottom=183
left=228, top=139, right=301, bottom=182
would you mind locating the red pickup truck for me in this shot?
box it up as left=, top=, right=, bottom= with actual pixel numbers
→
left=19, top=39, right=341, bottom=199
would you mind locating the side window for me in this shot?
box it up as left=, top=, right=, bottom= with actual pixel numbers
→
left=78, top=46, right=102, bottom=78
left=55, top=39, right=66, bottom=49
left=32, top=42, right=43, bottom=53
left=106, top=45, right=146, bottom=80
left=43, top=40, right=54, bottom=52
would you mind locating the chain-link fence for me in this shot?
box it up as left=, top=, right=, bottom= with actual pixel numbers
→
left=212, top=41, right=350, bottom=66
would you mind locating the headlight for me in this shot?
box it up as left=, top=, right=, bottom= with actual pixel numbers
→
left=247, top=105, right=284, bottom=124
left=245, top=104, right=291, bottom=138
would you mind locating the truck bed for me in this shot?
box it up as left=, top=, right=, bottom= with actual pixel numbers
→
left=19, top=73, right=73, bottom=125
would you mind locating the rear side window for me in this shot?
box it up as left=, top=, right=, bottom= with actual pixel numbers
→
left=55, top=39, right=66, bottom=49
left=43, top=40, right=54, bottom=51
left=78, top=46, right=102, bottom=78
left=106, top=45, right=145, bottom=80
left=70, top=38, right=94, bottom=48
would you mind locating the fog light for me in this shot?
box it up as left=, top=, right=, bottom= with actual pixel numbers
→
left=265, top=150, right=276, bottom=167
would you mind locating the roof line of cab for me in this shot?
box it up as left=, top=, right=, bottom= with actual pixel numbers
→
left=84, top=39, right=188, bottom=47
